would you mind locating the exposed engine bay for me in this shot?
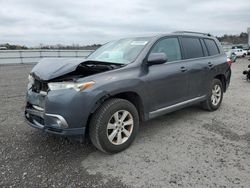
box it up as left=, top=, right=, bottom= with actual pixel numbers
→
left=51, top=61, right=124, bottom=82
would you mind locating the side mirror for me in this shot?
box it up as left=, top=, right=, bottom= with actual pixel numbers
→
left=147, top=53, right=167, bottom=65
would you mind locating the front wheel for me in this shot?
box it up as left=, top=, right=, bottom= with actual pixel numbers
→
left=89, top=98, right=139, bottom=154
left=201, top=79, right=223, bottom=111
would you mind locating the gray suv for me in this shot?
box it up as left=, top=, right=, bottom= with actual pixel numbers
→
left=25, top=31, right=231, bottom=153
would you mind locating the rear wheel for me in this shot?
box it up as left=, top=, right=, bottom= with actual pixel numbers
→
left=89, top=98, right=139, bottom=154
left=201, top=79, right=223, bottom=111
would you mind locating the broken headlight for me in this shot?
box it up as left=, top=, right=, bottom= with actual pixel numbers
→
left=28, top=74, right=34, bottom=89
left=48, top=81, right=95, bottom=92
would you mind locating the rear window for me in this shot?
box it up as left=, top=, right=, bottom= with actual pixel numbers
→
left=181, top=37, right=204, bottom=59
left=204, top=39, right=220, bottom=56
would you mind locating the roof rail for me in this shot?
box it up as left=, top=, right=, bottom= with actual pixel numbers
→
left=173, top=31, right=212, bottom=37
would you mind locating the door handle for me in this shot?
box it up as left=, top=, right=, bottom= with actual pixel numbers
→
left=208, top=62, right=214, bottom=67
left=180, top=66, right=187, bottom=72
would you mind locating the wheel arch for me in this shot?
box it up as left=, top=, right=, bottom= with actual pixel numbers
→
left=214, top=74, right=227, bottom=92
left=89, top=90, right=146, bottom=122
left=85, top=91, right=145, bottom=137
left=110, top=91, right=146, bottom=121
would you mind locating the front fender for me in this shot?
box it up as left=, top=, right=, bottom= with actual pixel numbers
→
left=89, top=78, right=150, bottom=120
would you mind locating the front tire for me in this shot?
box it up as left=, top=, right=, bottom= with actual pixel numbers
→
left=89, top=98, right=139, bottom=154
left=201, top=79, right=223, bottom=111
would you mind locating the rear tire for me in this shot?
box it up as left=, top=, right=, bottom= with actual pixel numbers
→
left=201, top=79, right=223, bottom=111
left=89, top=98, right=139, bottom=154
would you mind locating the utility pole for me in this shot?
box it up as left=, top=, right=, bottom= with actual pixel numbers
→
left=248, top=27, right=250, bottom=46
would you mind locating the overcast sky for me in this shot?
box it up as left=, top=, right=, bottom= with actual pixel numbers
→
left=0, top=0, right=249, bottom=46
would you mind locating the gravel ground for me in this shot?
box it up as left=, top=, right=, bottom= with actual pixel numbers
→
left=1, top=59, right=250, bottom=188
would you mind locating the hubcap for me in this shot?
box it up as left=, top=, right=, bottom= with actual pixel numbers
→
left=106, top=110, right=134, bottom=145
left=211, top=84, right=221, bottom=106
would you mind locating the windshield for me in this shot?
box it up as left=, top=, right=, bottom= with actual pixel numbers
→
left=87, top=37, right=151, bottom=64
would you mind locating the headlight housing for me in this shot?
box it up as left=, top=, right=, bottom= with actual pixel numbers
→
left=48, top=81, right=95, bottom=92
left=28, top=74, right=34, bottom=89
left=28, top=74, right=34, bottom=84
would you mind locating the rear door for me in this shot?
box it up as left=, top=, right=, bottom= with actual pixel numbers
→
left=203, top=38, right=223, bottom=90
left=179, top=37, right=208, bottom=99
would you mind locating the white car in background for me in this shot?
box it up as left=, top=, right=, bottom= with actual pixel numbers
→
left=232, top=48, right=247, bottom=57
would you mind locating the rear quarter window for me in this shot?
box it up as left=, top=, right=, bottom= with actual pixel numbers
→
left=204, top=39, right=220, bottom=56
left=180, top=37, right=204, bottom=59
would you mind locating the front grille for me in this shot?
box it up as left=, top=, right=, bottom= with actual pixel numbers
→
left=32, top=79, right=48, bottom=93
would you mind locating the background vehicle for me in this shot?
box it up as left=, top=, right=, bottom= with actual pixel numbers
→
left=232, top=45, right=243, bottom=49
left=232, top=48, right=247, bottom=57
left=25, top=31, right=231, bottom=153
left=0, top=47, right=7, bottom=50
left=247, top=49, right=250, bottom=55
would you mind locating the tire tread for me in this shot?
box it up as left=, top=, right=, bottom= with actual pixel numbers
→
left=89, top=98, right=138, bottom=153
left=201, top=78, right=223, bottom=111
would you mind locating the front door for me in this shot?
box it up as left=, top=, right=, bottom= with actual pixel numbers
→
left=143, top=37, right=189, bottom=113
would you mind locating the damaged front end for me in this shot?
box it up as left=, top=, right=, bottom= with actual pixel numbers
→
left=30, top=57, right=123, bottom=83
left=24, top=58, right=124, bottom=135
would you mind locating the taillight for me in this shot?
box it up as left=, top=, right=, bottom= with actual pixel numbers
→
left=227, top=58, right=233, bottom=66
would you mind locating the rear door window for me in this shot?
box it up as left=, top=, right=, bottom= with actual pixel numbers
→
left=150, top=37, right=182, bottom=62
left=180, top=37, right=204, bottom=59
left=204, top=39, right=220, bottom=56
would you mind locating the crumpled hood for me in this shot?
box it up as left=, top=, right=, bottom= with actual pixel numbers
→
left=31, top=58, right=87, bottom=81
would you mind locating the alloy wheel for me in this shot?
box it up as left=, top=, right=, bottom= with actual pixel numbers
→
left=211, top=84, right=222, bottom=106
left=106, top=110, right=134, bottom=145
